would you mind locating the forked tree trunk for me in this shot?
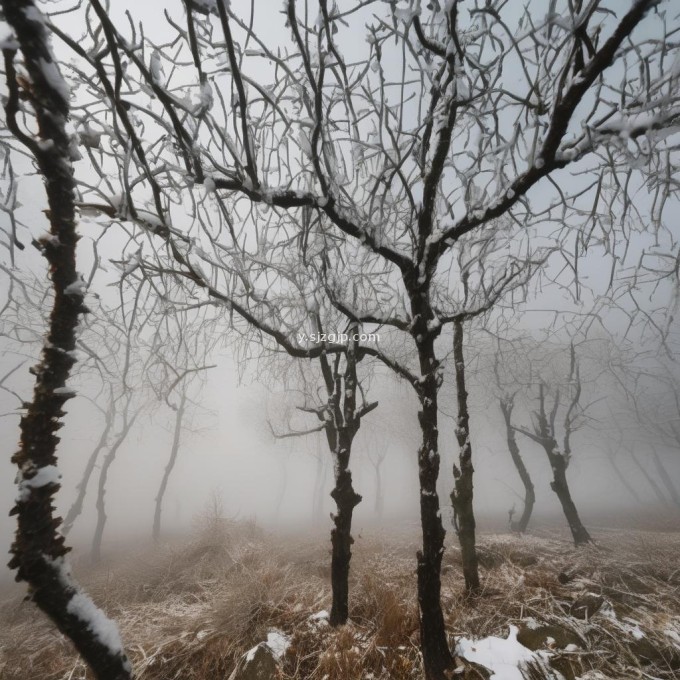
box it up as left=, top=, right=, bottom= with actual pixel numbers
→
left=450, top=319, right=480, bottom=593
left=519, top=379, right=591, bottom=547
left=62, top=397, right=115, bottom=536
left=153, top=391, right=186, bottom=541
left=500, top=399, right=535, bottom=533
left=3, top=2, right=131, bottom=676
left=548, top=447, right=591, bottom=545
left=322, top=332, right=374, bottom=627
left=91, top=409, right=139, bottom=563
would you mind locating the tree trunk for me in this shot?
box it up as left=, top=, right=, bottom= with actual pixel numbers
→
left=91, top=409, right=138, bottom=563
left=415, top=335, right=454, bottom=679
left=3, top=2, right=131, bottom=676
left=314, top=333, right=373, bottom=628
left=153, top=392, right=186, bottom=542
left=500, top=399, right=535, bottom=533
left=329, top=444, right=361, bottom=626
left=62, top=398, right=115, bottom=536
left=549, top=450, right=591, bottom=545
left=450, top=319, right=480, bottom=593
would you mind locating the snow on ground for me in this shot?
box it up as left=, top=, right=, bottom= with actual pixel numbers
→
left=309, top=609, right=330, bottom=625
left=456, top=625, right=553, bottom=680
left=266, top=629, right=290, bottom=659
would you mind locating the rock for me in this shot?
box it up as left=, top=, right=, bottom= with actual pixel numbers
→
left=570, top=593, right=604, bottom=619
left=228, top=642, right=279, bottom=680
left=517, top=623, right=585, bottom=651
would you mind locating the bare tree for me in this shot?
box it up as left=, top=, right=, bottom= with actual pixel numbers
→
left=62, top=386, right=115, bottom=536
left=490, top=337, right=536, bottom=533
left=85, top=301, right=153, bottom=564
left=515, top=344, right=592, bottom=545
left=147, top=311, right=215, bottom=542
left=365, top=432, right=388, bottom=518
left=269, top=329, right=377, bottom=625
left=0, top=1, right=131, bottom=677
left=63, top=299, right=143, bottom=539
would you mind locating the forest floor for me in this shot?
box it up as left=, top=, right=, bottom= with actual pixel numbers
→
left=1, top=517, right=680, bottom=680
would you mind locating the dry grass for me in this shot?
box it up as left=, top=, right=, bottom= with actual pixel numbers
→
left=1, top=521, right=679, bottom=679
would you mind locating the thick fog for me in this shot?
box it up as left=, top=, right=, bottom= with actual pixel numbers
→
left=1, top=320, right=677, bottom=579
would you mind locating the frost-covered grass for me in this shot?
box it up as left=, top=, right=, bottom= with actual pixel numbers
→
left=1, top=521, right=680, bottom=679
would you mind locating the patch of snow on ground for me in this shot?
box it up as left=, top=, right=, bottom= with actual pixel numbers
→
left=266, top=629, right=290, bottom=659
left=456, top=625, right=551, bottom=680
left=620, top=617, right=645, bottom=640
left=308, top=609, right=330, bottom=628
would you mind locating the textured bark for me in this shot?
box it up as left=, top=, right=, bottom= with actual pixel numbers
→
left=321, top=332, right=371, bottom=626
left=450, top=319, right=480, bottom=593
left=62, top=395, right=115, bottom=536
left=500, top=398, right=535, bottom=533
left=91, top=408, right=138, bottom=564
left=416, top=369, right=453, bottom=678
left=408, top=306, right=453, bottom=678
left=2, top=2, right=131, bottom=677
left=271, top=331, right=374, bottom=626
left=153, top=391, right=186, bottom=541
left=401, top=261, right=453, bottom=679
left=329, top=458, right=361, bottom=626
